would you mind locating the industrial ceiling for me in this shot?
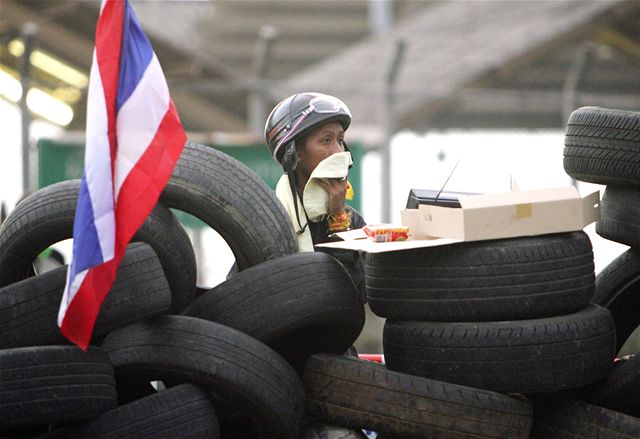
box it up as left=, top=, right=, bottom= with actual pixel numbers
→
left=1, top=0, right=639, bottom=145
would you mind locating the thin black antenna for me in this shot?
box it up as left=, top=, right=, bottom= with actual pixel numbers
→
left=435, top=156, right=463, bottom=202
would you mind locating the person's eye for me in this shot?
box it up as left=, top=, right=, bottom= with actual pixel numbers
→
left=321, top=138, right=331, bottom=145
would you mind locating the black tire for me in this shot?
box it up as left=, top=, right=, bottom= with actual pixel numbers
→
left=563, top=106, right=640, bottom=186
left=42, top=383, right=220, bottom=439
left=383, top=304, right=616, bottom=394
left=0, top=180, right=196, bottom=312
left=304, top=354, right=533, bottom=439
left=101, top=315, right=306, bottom=439
left=366, top=232, right=594, bottom=321
left=593, top=248, right=640, bottom=352
left=302, top=423, right=367, bottom=439
left=0, top=242, right=171, bottom=349
left=114, top=375, right=158, bottom=406
left=0, top=346, right=117, bottom=430
left=530, top=396, right=640, bottom=439
left=181, top=252, right=365, bottom=372
left=575, top=354, right=640, bottom=418
left=161, top=142, right=296, bottom=271
left=596, top=185, right=640, bottom=247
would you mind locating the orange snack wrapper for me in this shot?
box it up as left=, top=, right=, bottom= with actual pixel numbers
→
left=363, top=224, right=410, bottom=242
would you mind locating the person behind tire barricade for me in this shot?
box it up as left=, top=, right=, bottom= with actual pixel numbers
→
left=265, top=92, right=366, bottom=300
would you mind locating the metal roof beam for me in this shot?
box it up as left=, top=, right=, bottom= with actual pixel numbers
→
left=447, top=87, right=640, bottom=114
left=2, top=0, right=94, bottom=71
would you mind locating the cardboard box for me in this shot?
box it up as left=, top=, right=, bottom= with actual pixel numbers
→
left=401, top=186, right=600, bottom=241
left=317, top=186, right=599, bottom=254
left=318, top=233, right=463, bottom=253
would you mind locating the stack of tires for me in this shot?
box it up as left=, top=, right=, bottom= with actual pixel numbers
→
left=563, top=106, right=640, bottom=356
left=0, top=142, right=366, bottom=439
left=559, top=105, right=640, bottom=431
left=370, top=231, right=614, bottom=395
left=361, top=232, right=626, bottom=438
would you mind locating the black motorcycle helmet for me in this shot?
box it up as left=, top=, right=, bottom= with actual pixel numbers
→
left=264, top=92, right=351, bottom=171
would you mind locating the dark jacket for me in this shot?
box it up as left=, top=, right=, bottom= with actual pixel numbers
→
left=308, top=205, right=366, bottom=303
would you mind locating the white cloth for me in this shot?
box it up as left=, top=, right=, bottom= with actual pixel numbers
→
left=275, top=152, right=352, bottom=252
left=302, top=152, right=352, bottom=221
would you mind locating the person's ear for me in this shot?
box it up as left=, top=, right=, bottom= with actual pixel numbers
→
left=282, top=143, right=299, bottom=171
left=343, top=141, right=353, bottom=169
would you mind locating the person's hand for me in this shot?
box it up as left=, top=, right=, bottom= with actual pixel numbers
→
left=316, top=177, right=347, bottom=214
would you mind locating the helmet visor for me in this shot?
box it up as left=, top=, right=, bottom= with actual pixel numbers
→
left=308, top=95, right=351, bottom=116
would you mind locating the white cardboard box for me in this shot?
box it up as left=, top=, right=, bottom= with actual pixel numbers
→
left=401, top=186, right=600, bottom=241
left=317, top=186, right=600, bottom=253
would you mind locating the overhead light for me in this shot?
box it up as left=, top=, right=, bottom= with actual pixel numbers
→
left=27, top=88, right=74, bottom=126
left=8, top=40, right=89, bottom=89
left=0, top=69, right=22, bottom=102
left=53, top=86, right=83, bottom=104
left=0, top=68, right=74, bottom=126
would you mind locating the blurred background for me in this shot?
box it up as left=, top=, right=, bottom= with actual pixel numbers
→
left=1, top=0, right=639, bottom=352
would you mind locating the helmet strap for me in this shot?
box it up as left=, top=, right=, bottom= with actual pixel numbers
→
left=282, top=143, right=309, bottom=234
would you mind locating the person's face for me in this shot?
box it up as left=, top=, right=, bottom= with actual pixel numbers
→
left=296, top=121, right=345, bottom=178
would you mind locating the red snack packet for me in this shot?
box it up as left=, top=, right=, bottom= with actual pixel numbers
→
left=363, top=224, right=410, bottom=242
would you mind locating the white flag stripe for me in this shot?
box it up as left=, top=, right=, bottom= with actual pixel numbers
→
left=114, top=54, right=169, bottom=200
left=84, top=50, right=116, bottom=262
left=57, top=268, right=88, bottom=326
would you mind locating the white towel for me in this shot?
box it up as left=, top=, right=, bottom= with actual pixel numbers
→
left=302, top=152, right=352, bottom=221
left=275, top=152, right=352, bottom=252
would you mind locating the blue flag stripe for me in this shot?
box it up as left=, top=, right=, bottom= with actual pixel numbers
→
left=116, top=1, right=153, bottom=113
left=70, top=174, right=105, bottom=276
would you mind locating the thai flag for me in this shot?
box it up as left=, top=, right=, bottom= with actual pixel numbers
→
left=58, top=0, right=186, bottom=350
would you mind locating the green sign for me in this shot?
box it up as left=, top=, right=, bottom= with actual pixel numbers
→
left=38, top=139, right=85, bottom=187
left=37, top=139, right=363, bottom=228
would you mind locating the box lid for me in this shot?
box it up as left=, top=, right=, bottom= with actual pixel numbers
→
left=458, top=186, right=579, bottom=209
